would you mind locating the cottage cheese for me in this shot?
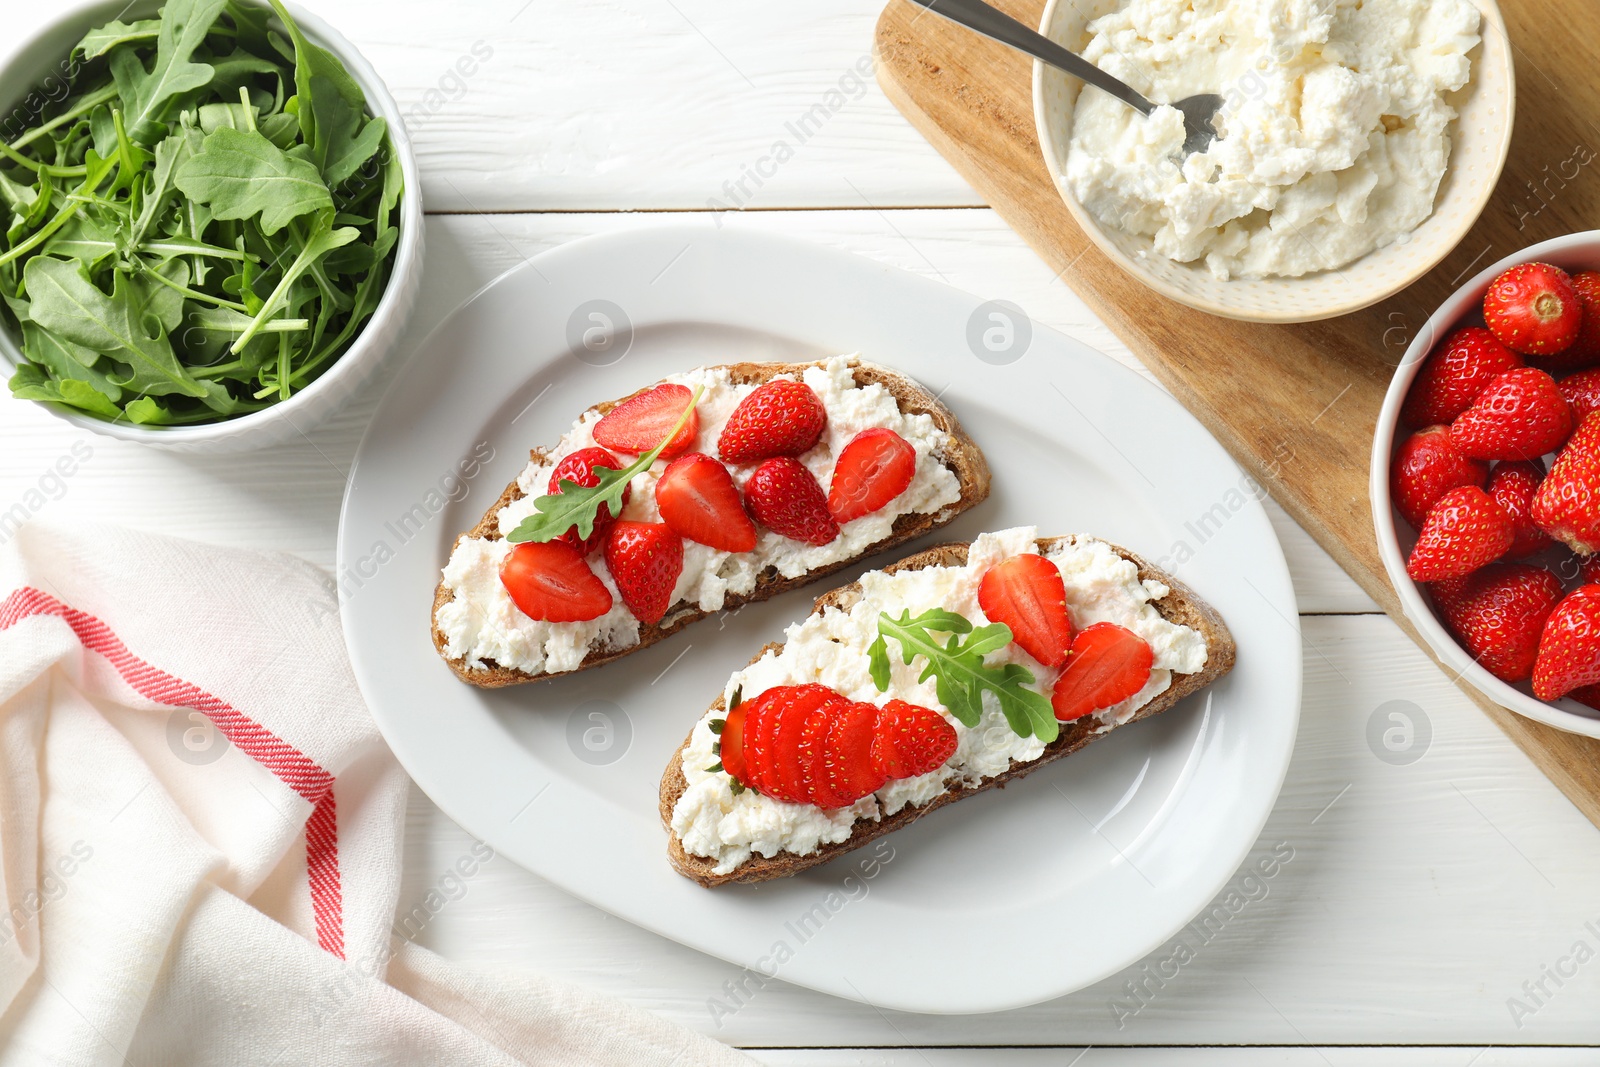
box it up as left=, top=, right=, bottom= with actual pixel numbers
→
left=1064, top=0, right=1481, bottom=279
left=671, top=526, right=1210, bottom=875
left=435, top=357, right=964, bottom=675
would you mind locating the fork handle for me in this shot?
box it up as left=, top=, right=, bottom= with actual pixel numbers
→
left=902, top=0, right=1154, bottom=115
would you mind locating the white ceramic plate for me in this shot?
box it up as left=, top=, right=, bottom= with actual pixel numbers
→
left=339, top=227, right=1301, bottom=1013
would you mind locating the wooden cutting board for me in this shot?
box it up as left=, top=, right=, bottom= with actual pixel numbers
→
left=874, top=0, right=1600, bottom=826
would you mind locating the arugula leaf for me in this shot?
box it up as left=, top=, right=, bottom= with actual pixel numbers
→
left=23, top=257, right=206, bottom=398
left=55, top=379, right=127, bottom=420
left=76, top=19, right=164, bottom=60
left=869, top=608, right=1059, bottom=743
left=111, top=0, right=230, bottom=143
left=21, top=322, right=121, bottom=402
left=175, top=127, right=332, bottom=234
left=269, top=0, right=368, bottom=161
left=505, top=386, right=707, bottom=545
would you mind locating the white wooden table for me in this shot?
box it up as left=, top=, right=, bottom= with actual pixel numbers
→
left=4, top=2, right=1600, bottom=1061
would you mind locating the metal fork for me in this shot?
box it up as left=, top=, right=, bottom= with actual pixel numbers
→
left=904, top=0, right=1224, bottom=157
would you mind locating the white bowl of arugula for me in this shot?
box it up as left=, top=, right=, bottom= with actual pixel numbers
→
left=0, top=0, right=422, bottom=451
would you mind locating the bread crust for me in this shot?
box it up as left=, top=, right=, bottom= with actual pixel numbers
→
left=430, top=359, right=990, bottom=687
left=659, top=537, right=1237, bottom=887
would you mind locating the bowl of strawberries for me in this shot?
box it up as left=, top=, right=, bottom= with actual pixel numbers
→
left=1374, top=232, right=1600, bottom=737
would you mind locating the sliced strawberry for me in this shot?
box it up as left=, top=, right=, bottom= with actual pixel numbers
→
left=592, top=383, right=699, bottom=459
left=771, top=699, right=824, bottom=805
left=718, top=696, right=747, bottom=783
left=1484, top=262, right=1583, bottom=357
left=870, top=699, right=958, bottom=779
left=796, top=707, right=842, bottom=809
left=1532, top=412, right=1600, bottom=554
left=602, top=521, right=683, bottom=625
left=717, top=379, right=826, bottom=464
left=546, top=446, right=631, bottom=554
left=825, top=701, right=888, bottom=803
left=1558, top=366, right=1600, bottom=423
left=977, top=553, right=1075, bottom=668
left=1406, top=485, right=1513, bottom=582
left=1534, top=585, right=1600, bottom=700
left=730, top=686, right=951, bottom=806
left=1486, top=460, right=1551, bottom=558
left=743, top=456, right=839, bottom=545
left=1450, top=367, right=1573, bottom=461
left=1390, top=425, right=1488, bottom=529
left=1434, top=563, right=1563, bottom=683
left=498, top=541, right=613, bottom=623
left=1402, top=328, right=1523, bottom=427
left=654, top=452, right=757, bottom=553
left=828, top=428, right=917, bottom=524
left=1051, top=623, right=1153, bottom=721
left=737, top=684, right=833, bottom=800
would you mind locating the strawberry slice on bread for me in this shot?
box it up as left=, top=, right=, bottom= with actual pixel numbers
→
left=433, top=358, right=991, bottom=688
left=661, top=530, right=1235, bottom=887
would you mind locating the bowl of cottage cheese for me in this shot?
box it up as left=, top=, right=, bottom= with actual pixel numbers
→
left=1033, top=0, right=1513, bottom=322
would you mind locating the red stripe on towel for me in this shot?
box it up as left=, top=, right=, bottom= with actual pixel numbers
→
left=1, top=586, right=346, bottom=958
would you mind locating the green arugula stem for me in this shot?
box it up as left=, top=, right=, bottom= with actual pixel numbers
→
left=0, top=141, right=87, bottom=178
left=0, top=156, right=116, bottom=269
left=9, top=84, right=120, bottom=151
left=229, top=237, right=317, bottom=354
left=142, top=239, right=257, bottom=262
left=136, top=264, right=249, bottom=312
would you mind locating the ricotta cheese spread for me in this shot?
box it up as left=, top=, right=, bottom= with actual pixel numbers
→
left=1063, top=0, right=1481, bottom=279
left=435, top=357, right=964, bottom=675
left=670, top=526, right=1210, bottom=875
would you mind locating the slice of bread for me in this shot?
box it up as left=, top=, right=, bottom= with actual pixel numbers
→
left=431, top=359, right=991, bottom=688
left=660, top=536, right=1237, bottom=887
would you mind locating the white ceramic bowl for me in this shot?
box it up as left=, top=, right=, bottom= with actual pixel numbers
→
left=0, top=0, right=423, bottom=452
left=1032, top=0, right=1514, bottom=324
left=1372, top=232, right=1600, bottom=739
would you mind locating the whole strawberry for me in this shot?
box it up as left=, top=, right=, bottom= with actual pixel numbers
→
left=1449, top=367, right=1572, bottom=461
left=1406, top=485, right=1513, bottom=582
left=1533, top=585, right=1600, bottom=700
left=743, top=457, right=839, bottom=545
left=1484, top=262, right=1583, bottom=356
left=1390, top=425, right=1488, bottom=528
left=1433, top=563, right=1563, bottom=682
left=1532, top=412, right=1600, bottom=554
left=1486, top=460, right=1552, bottom=558
left=1557, top=366, right=1600, bottom=423
left=1402, top=327, right=1522, bottom=427
left=1535, top=270, right=1600, bottom=370
left=717, top=380, right=827, bottom=464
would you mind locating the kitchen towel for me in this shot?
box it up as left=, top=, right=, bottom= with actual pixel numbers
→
left=0, top=521, right=751, bottom=1065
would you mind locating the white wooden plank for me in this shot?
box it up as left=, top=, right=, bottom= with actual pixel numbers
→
left=747, top=1053, right=1600, bottom=1066
left=399, top=613, right=1600, bottom=1047
left=0, top=1, right=982, bottom=212
left=0, top=209, right=1372, bottom=613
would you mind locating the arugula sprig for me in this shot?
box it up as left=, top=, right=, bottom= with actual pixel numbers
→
left=505, top=385, right=705, bottom=545
left=869, top=608, right=1059, bottom=744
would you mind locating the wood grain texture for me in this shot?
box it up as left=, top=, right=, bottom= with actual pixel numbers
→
left=874, top=0, right=1600, bottom=826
